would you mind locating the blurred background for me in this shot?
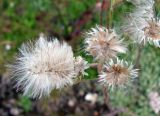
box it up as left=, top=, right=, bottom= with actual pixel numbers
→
left=0, top=0, right=160, bottom=116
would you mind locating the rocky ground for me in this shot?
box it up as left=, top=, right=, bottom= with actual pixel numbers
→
left=0, top=74, right=127, bottom=116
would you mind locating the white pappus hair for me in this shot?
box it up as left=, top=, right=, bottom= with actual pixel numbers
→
left=98, top=58, right=138, bottom=89
left=84, top=25, right=127, bottom=62
left=9, top=34, right=77, bottom=99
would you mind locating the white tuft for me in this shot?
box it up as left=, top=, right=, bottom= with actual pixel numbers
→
left=9, top=34, right=76, bottom=99
left=84, top=25, right=127, bottom=62
left=74, top=56, right=89, bottom=76
left=98, top=58, right=138, bottom=89
left=123, top=17, right=160, bottom=47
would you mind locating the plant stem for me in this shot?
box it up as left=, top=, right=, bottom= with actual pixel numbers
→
left=108, top=0, right=113, bottom=29
left=135, top=44, right=143, bottom=69
left=100, top=0, right=106, bottom=25
left=89, top=63, right=98, bottom=68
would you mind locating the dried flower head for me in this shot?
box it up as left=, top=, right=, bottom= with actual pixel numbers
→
left=143, top=19, right=160, bottom=46
left=74, top=56, right=89, bottom=76
left=85, top=26, right=127, bottom=62
left=9, top=34, right=76, bottom=98
left=122, top=0, right=160, bottom=47
left=98, top=58, right=138, bottom=88
left=127, top=0, right=154, bottom=6
left=130, top=0, right=155, bottom=20
left=123, top=18, right=160, bottom=47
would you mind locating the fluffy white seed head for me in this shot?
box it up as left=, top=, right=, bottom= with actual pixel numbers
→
left=84, top=26, right=127, bottom=62
left=123, top=17, right=160, bottom=47
left=9, top=34, right=76, bottom=99
left=143, top=19, right=160, bottom=47
left=98, top=58, right=138, bottom=89
left=74, top=56, right=89, bottom=76
left=127, top=0, right=155, bottom=6
left=122, top=0, right=160, bottom=47
left=128, top=0, right=155, bottom=20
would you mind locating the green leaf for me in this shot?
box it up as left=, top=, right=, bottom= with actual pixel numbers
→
left=18, top=96, right=32, bottom=112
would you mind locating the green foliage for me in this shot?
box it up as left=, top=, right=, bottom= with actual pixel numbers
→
left=84, top=68, right=98, bottom=80
left=18, top=96, right=32, bottom=112
left=112, top=1, right=134, bottom=27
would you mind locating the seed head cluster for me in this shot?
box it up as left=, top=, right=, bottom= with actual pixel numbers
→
left=9, top=34, right=88, bottom=98
left=11, top=0, right=160, bottom=99
left=124, top=0, right=160, bottom=47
